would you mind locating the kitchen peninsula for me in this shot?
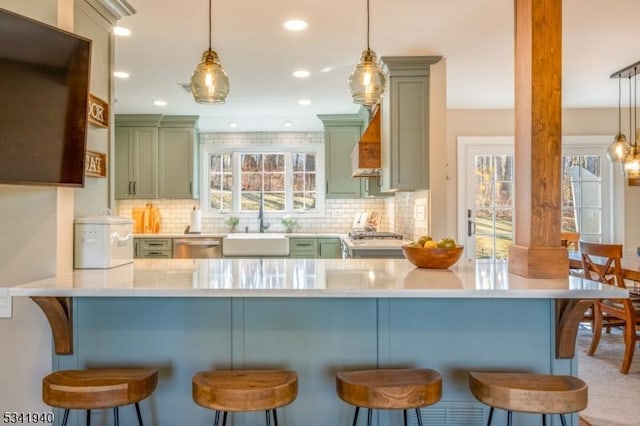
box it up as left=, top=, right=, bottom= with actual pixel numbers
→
left=7, top=259, right=625, bottom=426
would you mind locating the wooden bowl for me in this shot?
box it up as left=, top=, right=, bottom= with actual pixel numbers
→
left=401, top=245, right=464, bottom=269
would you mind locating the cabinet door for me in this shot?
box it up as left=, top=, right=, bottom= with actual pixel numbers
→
left=382, top=75, right=429, bottom=192
left=158, top=127, right=195, bottom=198
left=318, top=238, right=342, bottom=259
left=131, top=127, right=158, bottom=199
left=325, top=126, right=363, bottom=198
left=114, top=127, right=134, bottom=199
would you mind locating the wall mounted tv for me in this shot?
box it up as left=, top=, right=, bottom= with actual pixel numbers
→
left=0, top=8, right=91, bottom=187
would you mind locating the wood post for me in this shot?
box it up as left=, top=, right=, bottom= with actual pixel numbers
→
left=509, top=0, right=568, bottom=278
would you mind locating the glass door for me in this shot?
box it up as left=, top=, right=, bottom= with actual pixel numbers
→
left=458, top=138, right=514, bottom=260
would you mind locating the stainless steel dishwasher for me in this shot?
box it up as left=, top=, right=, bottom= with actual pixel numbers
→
left=172, top=237, right=222, bottom=259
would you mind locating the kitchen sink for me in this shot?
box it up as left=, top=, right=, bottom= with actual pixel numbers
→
left=222, top=233, right=290, bottom=257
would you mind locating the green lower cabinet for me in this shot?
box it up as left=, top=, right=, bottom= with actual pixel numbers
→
left=289, top=238, right=318, bottom=258
left=318, top=238, right=342, bottom=259
left=289, top=237, right=342, bottom=259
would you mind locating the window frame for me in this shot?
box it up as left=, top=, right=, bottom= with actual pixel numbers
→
left=200, top=143, right=325, bottom=218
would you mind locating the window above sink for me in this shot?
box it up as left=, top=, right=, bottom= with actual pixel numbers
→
left=200, top=140, right=325, bottom=218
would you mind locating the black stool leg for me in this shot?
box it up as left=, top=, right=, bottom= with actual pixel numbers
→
left=222, top=411, right=228, bottom=426
left=415, top=408, right=424, bottom=426
left=135, top=403, right=143, bottom=426
left=265, top=410, right=271, bottom=426
left=542, top=414, right=547, bottom=426
left=113, top=407, right=119, bottom=426
left=86, top=409, right=90, bottom=426
left=367, top=408, right=372, bottom=426
left=507, top=410, right=512, bottom=426
left=560, top=414, right=567, bottom=426
left=403, top=410, right=408, bottom=426
left=352, top=407, right=360, bottom=426
left=213, top=410, right=220, bottom=426
left=486, top=406, right=494, bottom=426
left=272, top=409, right=279, bottom=426
left=61, top=409, right=70, bottom=426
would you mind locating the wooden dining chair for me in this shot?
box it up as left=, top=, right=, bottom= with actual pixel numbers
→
left=560, top=231, right=580, bottom=252
left=580, top=241, right=640, bottom=374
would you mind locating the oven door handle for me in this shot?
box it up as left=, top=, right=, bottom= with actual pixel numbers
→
left=174, top=239, right=221, bottom=247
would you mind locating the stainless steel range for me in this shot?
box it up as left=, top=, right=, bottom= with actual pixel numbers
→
left=343, top=231, right=410, bottom=259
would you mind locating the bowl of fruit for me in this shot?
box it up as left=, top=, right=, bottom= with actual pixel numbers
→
left=401, top=236, right=464, bottom=269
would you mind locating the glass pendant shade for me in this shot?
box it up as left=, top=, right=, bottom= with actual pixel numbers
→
left=349, top=49, right=386, bottom=106
left=606, top=132, right=631, bottom=163
left=624, top=134, right=640, bottom=179
left=191, top=49, right=229, bottom=104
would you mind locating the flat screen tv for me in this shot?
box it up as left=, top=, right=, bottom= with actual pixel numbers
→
left=0, top=7, right=91, bottom=187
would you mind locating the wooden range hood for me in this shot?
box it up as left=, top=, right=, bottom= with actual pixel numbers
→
left=350, top=105, right=381, bottom=177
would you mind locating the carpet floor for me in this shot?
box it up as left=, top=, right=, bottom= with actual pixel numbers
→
left=576, top=325, right=640, bottom=426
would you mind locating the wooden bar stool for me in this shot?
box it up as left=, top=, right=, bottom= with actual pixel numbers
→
left=469, top=372, right=588, bottom=426
left=42, top=368, right=158, bottom=426
left=192, top=369, right=298, bottom=426
left=336, top=368, right=443, bottom=426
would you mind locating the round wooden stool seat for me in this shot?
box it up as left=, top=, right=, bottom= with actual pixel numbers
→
left=192, top=369, right=298, bottom=412
left=336, top=368, right=443, bottom=409
left=469, top=372, right=588, bottom=415
left=43, top=368, right=158, bottom=410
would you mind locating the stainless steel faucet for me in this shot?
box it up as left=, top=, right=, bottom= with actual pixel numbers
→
left=258, top=192, right=269, bottom=233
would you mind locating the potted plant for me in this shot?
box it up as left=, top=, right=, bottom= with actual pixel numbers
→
left=281, top=215, right=299, bottom=233
left=225, top=216, right=239, bottom=232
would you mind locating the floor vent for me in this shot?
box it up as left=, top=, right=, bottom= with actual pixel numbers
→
left=412, top=402, right=485, bottom=426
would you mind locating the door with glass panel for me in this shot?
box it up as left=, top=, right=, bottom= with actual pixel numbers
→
left=459, top=139, right=514, bottom=260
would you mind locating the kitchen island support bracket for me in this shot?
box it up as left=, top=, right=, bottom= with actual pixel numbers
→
left=30, top=296, right=73, bottom=355
left=555, top=298, right=594, bottom=359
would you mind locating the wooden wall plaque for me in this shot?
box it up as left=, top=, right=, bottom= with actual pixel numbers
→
left=88, top=93, right=109, bottom=128
left=85, top=150, right=107, bottom=178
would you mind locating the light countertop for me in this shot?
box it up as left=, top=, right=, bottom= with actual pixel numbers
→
left=7, top=258, right=627, bottom=299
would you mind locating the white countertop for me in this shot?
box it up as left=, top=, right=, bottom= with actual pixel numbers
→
left=7, top=258, right=627, bottom=299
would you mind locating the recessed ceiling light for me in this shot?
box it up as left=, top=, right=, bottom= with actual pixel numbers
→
left=283, top=19, right=308, bottom=31
left=113, top=71, right=130, bottom=79
left=153, top=100, right=167, bottom=106
left=229, top=122, right=238, bottom=128
left=284, top=121, right=293, bottom=127
left=297, top=99, right=311, bottom=106
left=320, top=66, right=333, bottom=73
left=113, top=26, right=131, bottom=36
left=293, top=70, right=310, bottom=78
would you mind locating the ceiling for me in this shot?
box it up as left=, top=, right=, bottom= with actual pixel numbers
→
left=113, top=0, right=640, bottom=132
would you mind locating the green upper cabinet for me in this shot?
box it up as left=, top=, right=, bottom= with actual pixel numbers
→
left=318, top=112, right=366, bottom=199
left=379, top=56, right=442, bottom=192
left=158, top=116, right=199, bottom=199
left=115, top=115, right=199, bottom=200
left=114, top=115, right=161, bottom=199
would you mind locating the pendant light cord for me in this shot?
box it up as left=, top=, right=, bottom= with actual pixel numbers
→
left=208, top=0, right=212, bottom=50
left=630, top=75, right=633, bottom=146
left=366, top=0, right=370, bottom=51
left=618, top=74, right=622, bottom=134
left=635, top=67, right=638, bottom=148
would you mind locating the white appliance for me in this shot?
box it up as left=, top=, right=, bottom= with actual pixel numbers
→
left=74, top=215, right=134, bottom=269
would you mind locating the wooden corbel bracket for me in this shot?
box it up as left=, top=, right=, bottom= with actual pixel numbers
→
left=30, top=296, right=73, bottom=355
left=555, top=298, right=595, bottom=359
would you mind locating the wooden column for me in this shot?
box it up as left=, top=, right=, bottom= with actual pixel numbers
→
left=508, top=0, right=568, bottom=278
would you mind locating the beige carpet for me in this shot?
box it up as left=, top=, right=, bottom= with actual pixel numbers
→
left=576, top=325, right=640, bottom=426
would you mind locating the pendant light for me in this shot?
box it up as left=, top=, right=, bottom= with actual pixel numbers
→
left=348, top=0, right=386, bottom=107
left=606, top=74, right=630, bottom=162
left=623, top=68, right=640, bottom=179
left=190, top=0, right=229, bottom=104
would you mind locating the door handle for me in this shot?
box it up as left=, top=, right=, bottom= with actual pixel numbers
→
left=467, top=209, right=476, bottom=237
left=133, top=181, right=137, bottom=195
left=128, top=181, right=132, bottom=195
